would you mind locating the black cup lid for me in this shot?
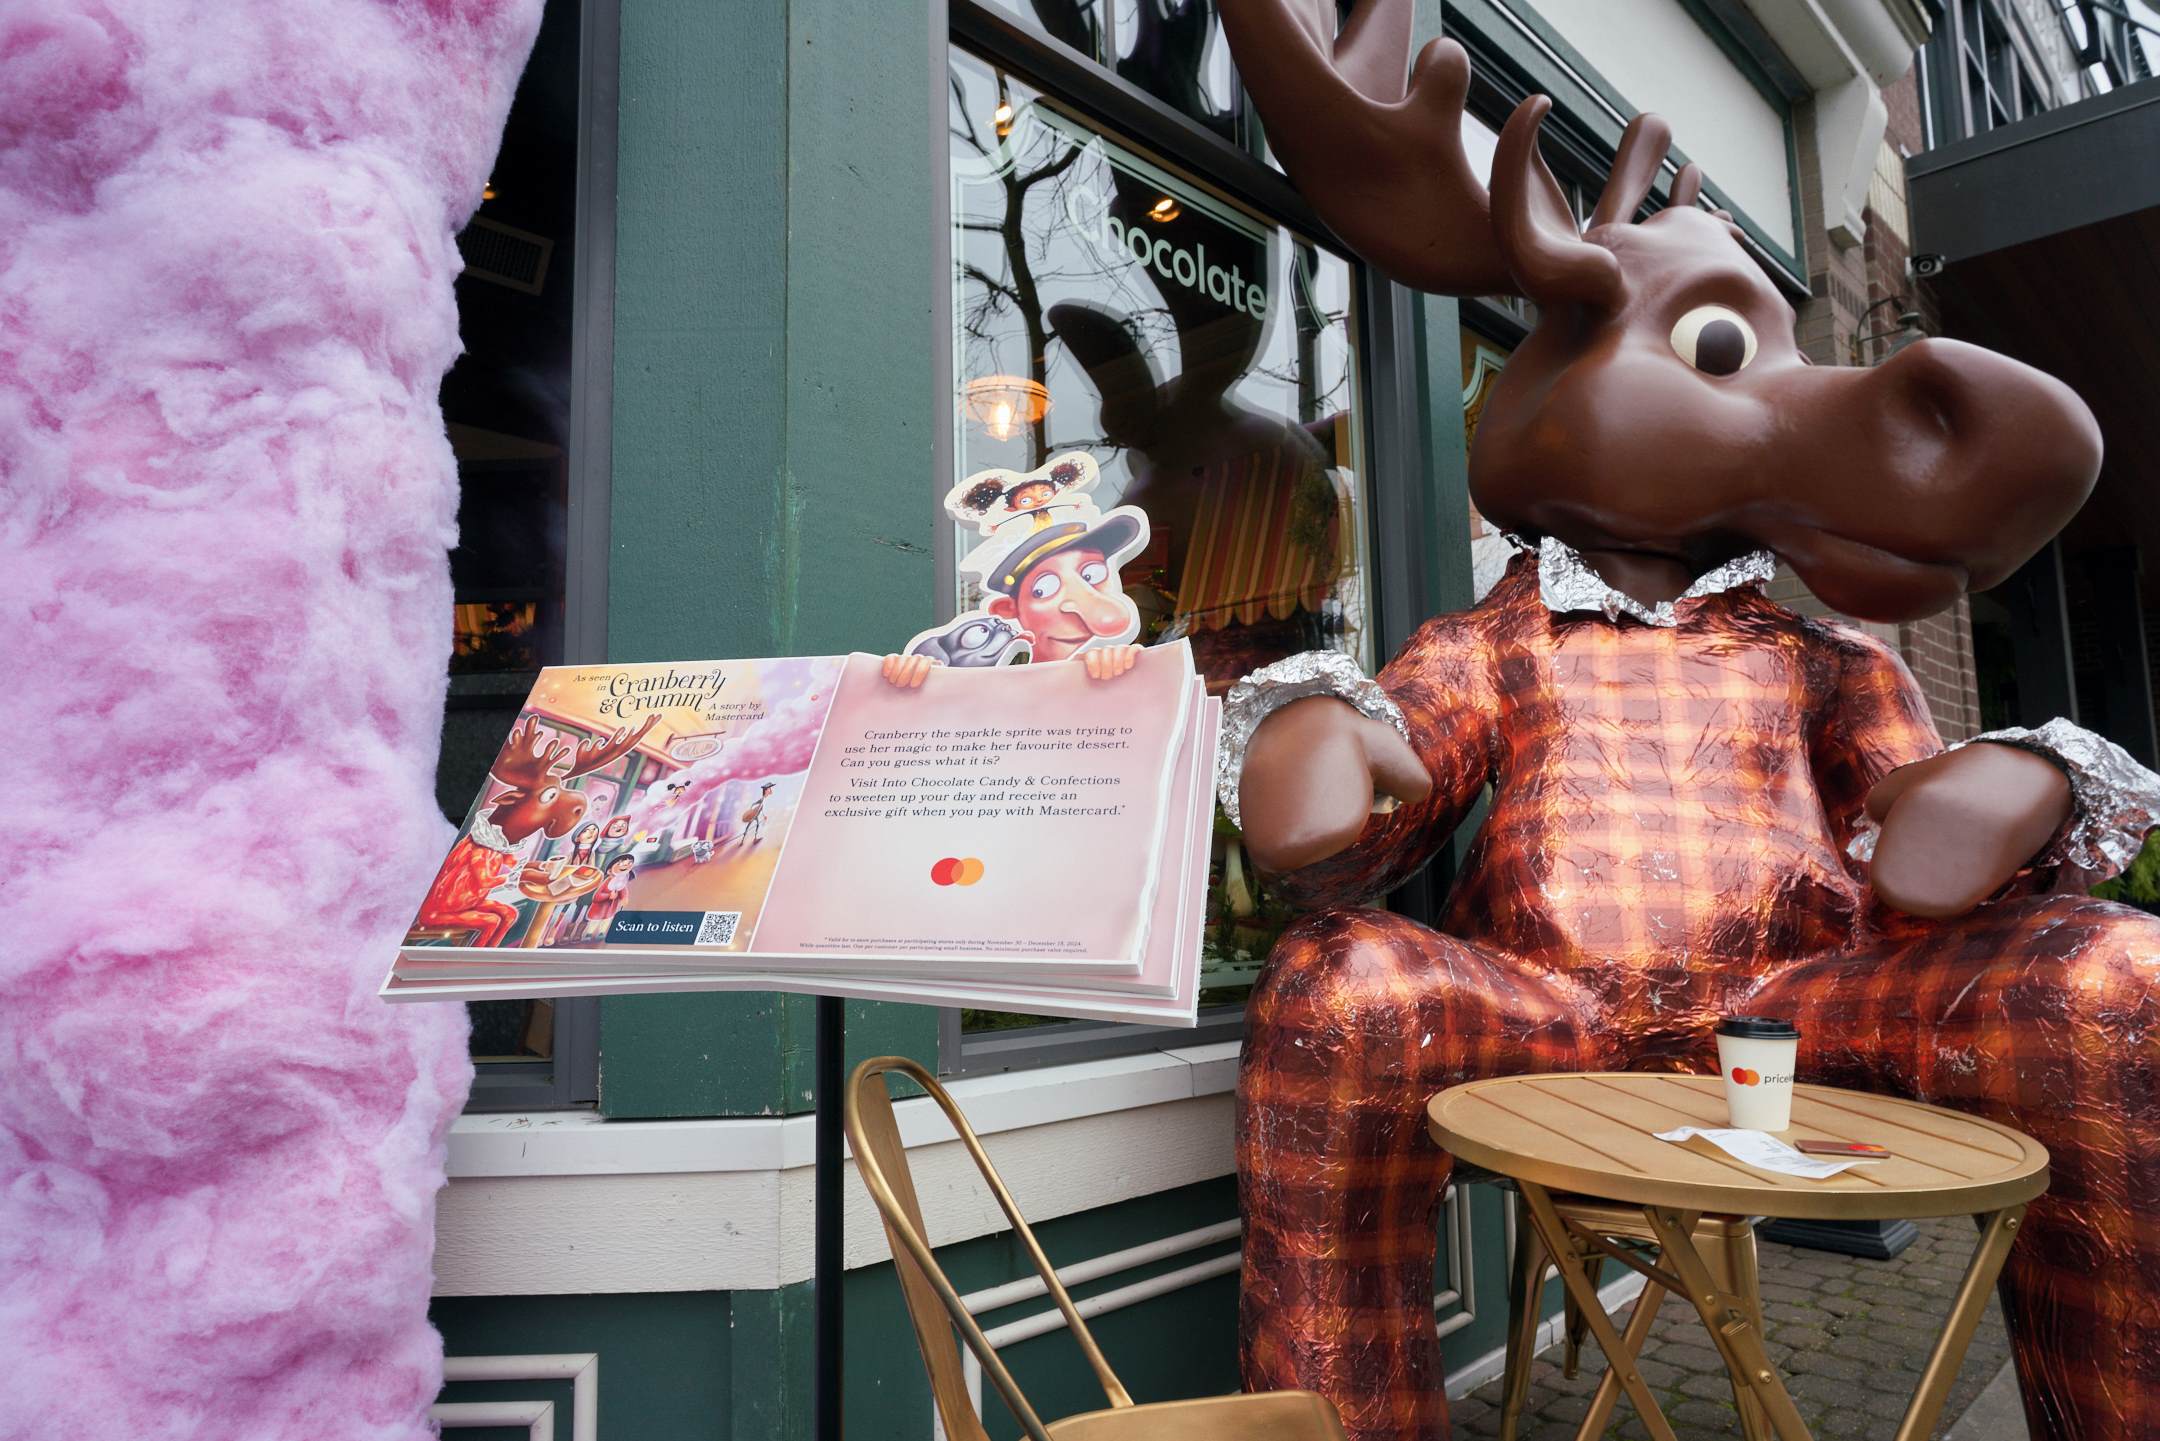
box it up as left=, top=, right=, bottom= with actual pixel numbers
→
left=1717, top=1015, right=1799, bottom=1040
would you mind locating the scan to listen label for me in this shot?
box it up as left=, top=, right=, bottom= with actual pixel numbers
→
left=607, top=911, right=705, bottom=945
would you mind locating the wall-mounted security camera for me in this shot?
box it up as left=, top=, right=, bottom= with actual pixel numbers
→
left=1909, top=253, right=1947, bottom=279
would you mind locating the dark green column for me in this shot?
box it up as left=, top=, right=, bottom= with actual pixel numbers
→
left=601, top=0, right=941, bottom=1118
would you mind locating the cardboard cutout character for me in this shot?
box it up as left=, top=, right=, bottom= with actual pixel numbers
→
left=896, top=453, right=1151, bottom=685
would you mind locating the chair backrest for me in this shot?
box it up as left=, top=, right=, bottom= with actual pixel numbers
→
left=845, top=1055, right=1135, bottom=1441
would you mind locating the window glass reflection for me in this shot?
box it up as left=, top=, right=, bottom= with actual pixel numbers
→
left=1114, top=0, right=1239, bottom=144
left=949, top=52, right=1371, bottom=1017
left=982, top=0, right=1108, bottom=62
left=1461, top=328, right=1518, bottom=601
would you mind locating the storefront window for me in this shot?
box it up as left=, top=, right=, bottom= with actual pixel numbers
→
left=1461, top=328, right=1518, bottom=601
left=436, top=0, right=597, bottom=1101
left=1114, top=0, right=1239, bottom=144
left=982, top=0, right=1108, bottom=62
left=947, top=50, right=1371, bottom=1032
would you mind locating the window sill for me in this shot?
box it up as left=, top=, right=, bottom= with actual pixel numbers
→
left=445, top=1039, right=1242, bottom=1179
left=435, top=1040, right=1244, bottom=1296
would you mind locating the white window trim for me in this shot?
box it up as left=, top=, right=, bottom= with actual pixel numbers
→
left=436, top=1042, right=1242, bottom=1298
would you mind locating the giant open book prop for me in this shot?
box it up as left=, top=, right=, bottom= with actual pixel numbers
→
left=383, top=644, right=1216, bottom=1025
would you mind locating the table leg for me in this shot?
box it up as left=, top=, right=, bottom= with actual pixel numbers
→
left=520, top=899, right=559, bottom=948
left=1698, top=1221, right=1773, bottom=1441
left=1890, top=1205, right=2026, bottom=1441
left=1641, top=1207, right=1815, bottom=1441
left=1499, top=1200, right=1548, bottom=1441
left=1573, top=1270, right=1666, bottom=1441
left=1516, top=1183, right=1682, bottom=1441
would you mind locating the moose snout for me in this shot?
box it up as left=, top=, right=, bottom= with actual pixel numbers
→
left=545, top=793, right=591, bottom=837
left=1762, top=337, right=2100, bottom=621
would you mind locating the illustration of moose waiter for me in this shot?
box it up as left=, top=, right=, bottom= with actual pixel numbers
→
left=414, top=714, right=657, bottom=946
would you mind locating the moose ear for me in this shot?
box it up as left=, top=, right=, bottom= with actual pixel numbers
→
left=1491, top=95, right=1625, bottom=311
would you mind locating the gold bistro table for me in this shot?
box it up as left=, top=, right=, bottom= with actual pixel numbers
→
left=1426, top=1072, right=2048, bottom=1441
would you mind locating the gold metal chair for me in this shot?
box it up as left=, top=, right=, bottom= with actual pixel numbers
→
left=846, top=1056, right=1348, bottom=1441
left=1498, top=1196, right=1769, bottom=1441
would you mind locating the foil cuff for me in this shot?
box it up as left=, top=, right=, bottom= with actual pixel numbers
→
left=1846, top=718, right=2160, bottom=885
left=1972, top=719, right=2160, bottom=883
left=1537, top=535, right=1777, bottom=627
left=1216, top=651, right=1408, bottom=831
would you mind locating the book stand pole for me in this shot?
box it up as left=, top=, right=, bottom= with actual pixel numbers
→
left=815, top=994, right=845, bottom=1440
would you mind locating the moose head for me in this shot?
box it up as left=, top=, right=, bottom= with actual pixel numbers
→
left=483, top=713, right=659, bottom=845
left=1221, top=0, right=2102, bottom=620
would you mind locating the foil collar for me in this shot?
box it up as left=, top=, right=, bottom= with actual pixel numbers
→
left=466, top=813, right=521, bottom=856
left=1846, top=717, right=2160, bottom=885
left=1536, top=535, right=1777, bottom=627
left=1217, top=650, right=1407, bottom=830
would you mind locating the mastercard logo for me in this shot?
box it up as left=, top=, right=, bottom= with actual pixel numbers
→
left=930, top=857, right=985, bottom=886
left=1730, top=1066, right=1761, bottom=1086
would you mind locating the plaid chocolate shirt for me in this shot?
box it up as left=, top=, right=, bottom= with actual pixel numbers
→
left=1273, top=552, right=1943, bottom=1054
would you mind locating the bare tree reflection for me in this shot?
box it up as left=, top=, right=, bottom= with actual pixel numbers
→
left=951, top=51, right=1364, bottom=686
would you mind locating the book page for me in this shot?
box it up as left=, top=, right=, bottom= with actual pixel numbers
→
left=380, top=693, right=1222, bottom=1026
left=400, top=657, right=843, bottom=955
left=749, top=642, right=1195, bottom=972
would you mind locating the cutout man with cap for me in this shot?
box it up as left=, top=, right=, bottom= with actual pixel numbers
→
left=886, top=453, right=1150, bottom=687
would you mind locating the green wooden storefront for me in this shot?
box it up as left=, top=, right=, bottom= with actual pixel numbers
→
left=427, top=1, right=1810, bottom=1434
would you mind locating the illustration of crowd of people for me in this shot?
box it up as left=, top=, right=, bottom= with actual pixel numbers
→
left=530, top=775, right=784, bottom=947
left=534, top=814, right=635, bottom=945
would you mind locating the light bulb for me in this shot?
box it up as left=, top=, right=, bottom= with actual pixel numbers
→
left=990, top=400, right=1014, bottom=440
left=993, top=101, right=1015, bottom=136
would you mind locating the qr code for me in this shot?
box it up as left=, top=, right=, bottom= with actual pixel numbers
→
left=697, top=910, right=742, bottom=946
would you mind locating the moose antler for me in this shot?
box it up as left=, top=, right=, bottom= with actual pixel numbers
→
left=490, top=716, right=576, bottom=793
left=1222, top=1, right=1705, bottom=310
left=562, top=713, right=659, bottom=780
left=490, top=713, right=658, bottom=793
left=1219, top=0, right=1511, bottom=295
left=1490, top=95, right=1627, bottom=308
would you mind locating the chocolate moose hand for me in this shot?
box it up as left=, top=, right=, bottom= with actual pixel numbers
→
left=1238, top=696, right=1433, bottom=876
left=1866, top=742, right=2073, bottom=917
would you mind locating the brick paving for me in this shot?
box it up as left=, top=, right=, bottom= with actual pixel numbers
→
left=1450, top=1215, right=2018, bottom=1440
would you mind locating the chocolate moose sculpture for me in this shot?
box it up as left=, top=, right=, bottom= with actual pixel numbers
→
left=1211, top=4, right=2160, bottom=1439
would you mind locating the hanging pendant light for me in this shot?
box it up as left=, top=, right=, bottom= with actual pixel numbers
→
left=962, top=375, right=1051, bottom=442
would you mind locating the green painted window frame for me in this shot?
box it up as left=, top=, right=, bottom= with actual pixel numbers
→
left=595, top=0, right=949, bottom=1120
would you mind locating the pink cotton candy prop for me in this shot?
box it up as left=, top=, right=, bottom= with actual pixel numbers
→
left=0, top=2, right=542, bottom=1437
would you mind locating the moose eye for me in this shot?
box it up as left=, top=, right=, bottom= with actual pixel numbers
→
left=1670, top=305, right=1757, bottom=376
left=538, top=786, right=559, bottom=805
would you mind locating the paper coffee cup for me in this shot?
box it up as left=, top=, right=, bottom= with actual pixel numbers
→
left=1716, top=1016, right=1800, bottom=1131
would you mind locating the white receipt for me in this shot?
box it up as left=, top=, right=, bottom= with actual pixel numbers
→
left=1654, top=1127, right=1867, bottom=1179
